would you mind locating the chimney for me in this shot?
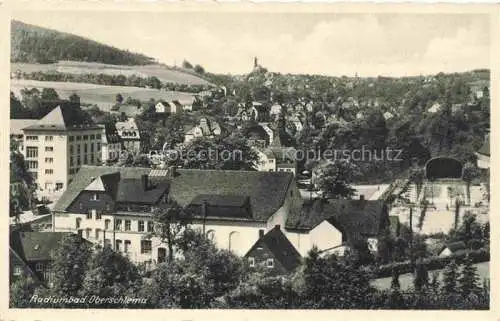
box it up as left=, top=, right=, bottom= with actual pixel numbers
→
left=141, top=174, right=149, bottom=191
left=258, top=229, right=265, bottom=238
left=360, top=194, right=365, bottom=201
left=275, top=224, right=281, bottom=230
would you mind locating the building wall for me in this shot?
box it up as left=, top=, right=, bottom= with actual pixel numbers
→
left=255, top=150, right=276, bottom=172
left=285, top=221, right=343, bottom=257
left=102, top=142, right=122, bottom=163
left=477, top=153, right=489, bottom=169
left=245, top=242, right=289, bottom=275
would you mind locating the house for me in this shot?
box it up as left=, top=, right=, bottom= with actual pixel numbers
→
left=255, top=147, right=297, bottom=174
left=244, top=225, right=302, bottom=275
left=427, top=102, right=441, bottom=114
left=101, top=123, right=122, bottom=164
left=476, top=135, right=490, bottom=169
left=241, top=123, right=270, bottom=148
left=383, top=111, right=394, bottom=121
left=9, top=230, right=86, bottom=286
left=438, top=241, right=467, bottom=257
left=52, top=166, right=303, bottom=262
left=270, top=104, right=282, bottom=120
left=184, top=118, right=221, bottom=143
left=285, top=197, right=390, bottom=256
left=116, top=118, right=142, bottom=155
left=155, top=100, right=183, bottom=115
left=21, top=105, right=104, bottom=193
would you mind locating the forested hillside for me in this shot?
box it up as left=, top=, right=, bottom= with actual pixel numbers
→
left=11, top=20, right=155, bottom=65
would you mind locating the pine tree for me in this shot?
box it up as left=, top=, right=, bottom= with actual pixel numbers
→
left=458, top=256, right=481, bottom=297
left=441, top=260, right=459, bottom=294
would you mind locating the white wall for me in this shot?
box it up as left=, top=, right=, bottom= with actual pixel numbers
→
left=285, top=221, right=343, bottom=257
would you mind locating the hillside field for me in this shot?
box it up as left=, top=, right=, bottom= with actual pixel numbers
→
left=11, top=79, right=197, bottom=112
left=12, top=61, right=212, bottom=86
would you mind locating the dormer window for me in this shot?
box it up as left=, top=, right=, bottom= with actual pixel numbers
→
left=92, top=193, right=99, bottom=201
left=248, top=257, right=255, bottom=267
left=266, top=258, right=274, bottom=268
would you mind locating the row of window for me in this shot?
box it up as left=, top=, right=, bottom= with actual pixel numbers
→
left=69, top=154, right=96, bottom=167
left=69, top=142, right=101, bottom=154
left=76, top=228, right=153, bottom=255
left=25, top=136, right=56, bottom=141
left=45, top=169, right=53, bottom=175
left=69, top=134, right=102, bottom=142
left=26, top=147, right=38, bottom=158
left=248, top=257, right=274, bottom=268
left=76, top=214, right=154, bottom=233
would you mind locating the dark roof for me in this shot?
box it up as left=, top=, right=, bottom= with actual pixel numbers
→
left=55, top=166, right=293, bottom=222
left=104, top=123, right=121, bottom=144
left=116, top=178, right=169, bottom=204
left=244, top=225, right=302, bottom=272
left=10, top=231, right=73, bottom=262
left=477, top=135, right=490, bottom=157
left=186, top=194, right=252, bottom=220
left=286, top=199, right=388, bottom=238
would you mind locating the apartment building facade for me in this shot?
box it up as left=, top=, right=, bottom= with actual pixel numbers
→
left=22, top=106, right=104, bottom=193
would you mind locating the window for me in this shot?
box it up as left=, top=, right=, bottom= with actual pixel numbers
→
left=115, top=239, right=122, bottom=252
left=87, top=210, right=93, bottom=219
left=84, top=155, right=88, bottom=165
left=97, top=142, right=101, bottom=151
left=26, top=135, right=38, bottom=141
left=90, top=143, right=94, bottom=153
left=138, top=220, right=144, bottom=232
left=13, top=266, right=22, bottom=276
left=26, top=160, right=38, bottom=169
left=77, top=229, right=83, bottom=237
left=26, top=147, right=38, bottom=158
left=96, top=211, right=102, bottom=220
left=125, top=220, right=131, bottom=231
left=97, top=134, right=102, bottom=140
left=45, top=136, right=53, bottom=141
left=35, top=262, right=44, bottom=272
left=84, top=144, right=88, bottom=153
left=105, top=219, right=111, bottom=230
left=45, top=169, right=53, bottom=175
left=115, top=219, right=122, bottom=231
left=77, top=145, right=81, bottom=154
left=76, top=136, right=81, bottom=141
left=206, top=230, right=215, bottom=241
left=75, top=218, right=81, bottom=229
left=92, top=193, right=99, bottom=201
left=248, top=257, right=255, bottom=267
left=104, top=239, right=111, bottom=247
left=45, top=146, right=54, bottom=152
left=77, top=157, right=81, bottom=166
left=56, top=183, right=63, bottom=190
left=45, top=157, right=53, bottom=163
left=69, top=145, right=74, bottom=154
left=69, top=136, right=74, bottom=142
left=95, top=229, right=100, bottom=240
left=141, top=240, right=152, bottom=254
left=90, top=134, right=95, bottom=140
left=266, top=258, right=274, bottom=268
left=147, top=221, right=154, bottom=232
left=85, top=228, right=91, bottom=239
left=83, top=135, right=88, bottom=141
left=70, top=157, right=74, bottom=167
left=124, top=240, right=131, bottom=253
left=90, top=154, right=94, bottom=164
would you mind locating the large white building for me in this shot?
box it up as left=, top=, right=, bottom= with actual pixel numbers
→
left=21, top=105, right=104, bottom=194
left=52, top=166, right=390, bottom=265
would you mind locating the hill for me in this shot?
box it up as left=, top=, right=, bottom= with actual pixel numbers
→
left=11, top=20, right=155, bottom=65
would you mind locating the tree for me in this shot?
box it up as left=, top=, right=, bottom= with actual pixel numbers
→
left=458, top=256, right=481, bottom=297
left=314, top=160, right=358, bottom=199
left=413, top=261, right=429, bottom=292
left=69, top=93, right=81, bottom=104
left=115, top=93, right=124, bottom=104
left=442, top=260, right=459, bottom=295
left=150, top=200, right=191, bottom=262
left=194, top=64, right=205, bottom=74
left=182, top=60, right=193, bottom=69
left=41, top=87, right=60, bottom=101
left=50, top=234, right=93, bottom=296
left=462, top=162, right=480, bottom=205
left=80, top=246, right=142, bottom=307
left=9, top=275, right=40, bottom=308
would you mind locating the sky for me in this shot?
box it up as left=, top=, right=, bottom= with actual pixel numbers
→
left=12, top=11, right=490, bottom=77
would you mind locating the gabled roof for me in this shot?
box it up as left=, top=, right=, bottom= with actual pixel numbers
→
left=186, top=194, right=252, bottom=220
left=55, top=166, right=294, bottom=222
left=244, top=225, right=302, bottom=272
left=23, top=105, right=99, bottom=131
left=116, top=178, right=169, bottom=204
left=10, top=231, right=73, bottom=262
left=104, top=123, right=121, bottom=144
left=286, top=199, right=387, bottom=238
left=441, top=241, right=467, bottom=253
